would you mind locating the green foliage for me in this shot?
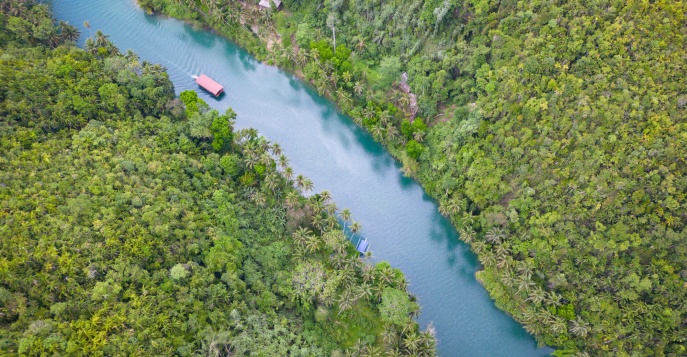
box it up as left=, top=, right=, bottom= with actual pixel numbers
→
left=405, top=139, right=423, bottom=159
left=116, top=0, right=687, bottom=354
left=377, top=56, right=401, bottom=88
left=401, top=118, right=428, bottom=140
left=0, top=3, right=431, bottom=356
left=179, top=89, right=199, bottom=113
left=295, top=22, right=314, bottom=48
left=210, top=108, right=236, bottom=152
left=219, top=153, right=240, bottom=176
left=169, top=263, right=189, bottom=280
left=310, top=39, right=333, bottom=61
left=379, top=287, right=416, bottom=326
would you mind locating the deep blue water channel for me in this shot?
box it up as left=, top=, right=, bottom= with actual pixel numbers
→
left=51, top=1, right=553, bottom=355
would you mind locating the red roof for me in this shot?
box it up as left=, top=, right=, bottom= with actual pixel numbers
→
left=195, top=74, right=224, bottom=96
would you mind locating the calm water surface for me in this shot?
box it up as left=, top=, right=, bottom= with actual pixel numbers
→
left=51, top=1, right=552, bottom=356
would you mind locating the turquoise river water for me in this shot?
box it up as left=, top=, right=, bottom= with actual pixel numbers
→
left=51, top=1, right=553, bottom=356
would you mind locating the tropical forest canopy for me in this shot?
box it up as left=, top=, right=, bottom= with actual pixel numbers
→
left=0, top=1, right=436, bottom=356
left=136, top=0, right=687, bottom=356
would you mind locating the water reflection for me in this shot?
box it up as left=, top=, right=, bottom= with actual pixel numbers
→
left=50, top=0, right=553, bottom=355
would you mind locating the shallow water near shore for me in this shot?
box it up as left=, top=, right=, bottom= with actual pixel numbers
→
left=51, top=1, right=552, bottom=355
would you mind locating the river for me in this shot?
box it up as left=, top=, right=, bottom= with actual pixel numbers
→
left=51, top=1, right=552, bottom=355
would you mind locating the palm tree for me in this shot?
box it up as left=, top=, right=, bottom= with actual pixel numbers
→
left=271, top=142, right=282, bottom=156
left=418, top=328, right=437, bottom=356
left=308, top=49, right=320, bottom=63
left=311, top=213, right=328, bottom=233
left=83, top=20, right=92, bottom=37
left=501, top=269, right=516, bottom=288
left=379, top=111, right=392, bottom=126
left=517, top=260, right=534, bottom=279
left=310, top=197, right=325, bottom=213
left=361, top=264, right=375, bottom=283
left=459, top=226, right=476, bottom=243
left=356, top=283, right=373, bottom=301
left=264, top=174, right=279, bottom=193
left=303, top=178, right=314, bottom=195
left=378, top=265, right=394, bottom=285
left=285, top=190, right=300, bottom=208
left=296, top=51, right=308, bottom=67
left=363, top=107, right=375, bottom=121
left=319, top=189, right=332, bottom=203
left=94, top=30, right=109, bottom=48
left=550, top=316, right=567, bottom=335
left=544, top=291, right=561, bottom=307
left=350, top=221, right=362, bottom=234
left=485, top=227, right=506, bottom=244
left=413, top=131, right=425, bottom=143
left=292, top=227, right=311, bottom=247
left=335, top=88, right=347, bottom=101
left=315, top=77, right=331, bottom=97
left=523, top=321, right=543, bottom=335
left=472, top=241, right=487, bottom=254
left=401, top=320, right=417, bottom=335
left=305, top=234, right=320, bottom=253
left=60, top=21, right=80, bottom=43
left=521, top=308, right=538, bottom=324
left=319, top=292, right=335, bottom=307
left=85, top=37, right=97, bottom=55
left=337, top=289, right=355, bottom=313
left=385, top=124, right=399, bottom=141
left=372, top=282, right=385, bottom=302
left=341, top=71, right=352, bottom=84
left=515, top=275, right=535, bottom=295
left=438, top=198, right=461, bottom=218
left=381, top=325, right=398, bottom=347
left=295, top=174, right=306, bottom=192
left=569, top=317, right=590, bottom=337
left=48, top=29, right=62, bottom=48
left=283, top=166, right=295, bottom=181
left=403, top=332, right=421, bottom=355
left=353, top=81, right=364, bottom=96
left=339, top=208, right=352, bottom=224
left=393, top=273, right=408, bottom=291
left=330, top=251, right=347, bottom=269
left=479, top=251, right=496, bottom=267
left=124, top=49, right=140, bottom=70
left=244, top=153, right=259, bottom=170
left=371, top=124, right=384, bottom=141
left=385, top=348, right=402, bottom=357
left=259, top=152, right=273, bottom=167
left=495, top=243, right=511, bottom=260
left=399, top=93, right=410, bottom=109
left=325, top=202, right=337, bottom=216
left=277, top=154, right=289, bottom=170
left=526, top=287, right=546, bottom=305
left=283, top=46, right=297, bottom=65
left=496, top=254, right=511, bottom=270
left=363, top=250, right=374, bottom=261
left=251, top=191, right=266, bottom=207
left=355, top=38, right=365, bottom=53
left=329, top=72, right=340, bottom=89
left=362, top=345, right=382, bottom=357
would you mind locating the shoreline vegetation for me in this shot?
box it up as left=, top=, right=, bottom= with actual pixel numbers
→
left=136, top=0, right=687, bottom=356
left=0, top=1, right=436, bottom=355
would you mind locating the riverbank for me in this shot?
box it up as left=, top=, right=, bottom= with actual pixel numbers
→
left=54, top=1, right=561, bottom=355
left=98, top=1, right=687, bottom=355
left=134, top=0, right=548, bottom=347
left=1, top=1, right=439, bottom=355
